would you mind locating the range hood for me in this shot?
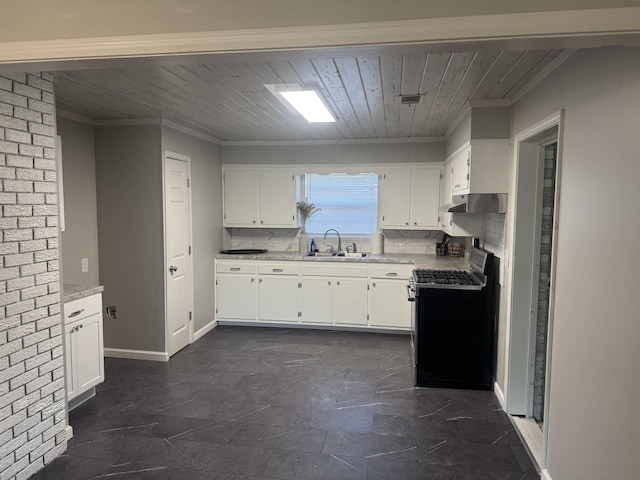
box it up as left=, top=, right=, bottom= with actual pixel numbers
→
left=446, top=194, right=508, bottom=214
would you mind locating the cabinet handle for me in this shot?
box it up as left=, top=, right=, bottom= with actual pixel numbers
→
left=253, top=220, right=256, bottom=224
left=405, top=222, right=409, bottom=226
left=259, top=279, right=262, bottom=283
left=69, top=309, right=84, bottom=318
left=414, top=222, right=417, bottom=226
left=272, top=268, right=283, bottom=272
left=260, top=220, right=264, bottom=224
left=251, top=278, right=255, bottom=283
left=328, top=281, right=331, bottom=286
left=385, top=272, right=398, bottom=277
left=337, top=281, right=340, bottom=286
left=372, top=282, right=376, bottom=287
left=230, top=267, right=241, bottom=271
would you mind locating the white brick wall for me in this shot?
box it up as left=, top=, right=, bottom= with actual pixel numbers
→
left=0, top=72, right=66, bottom=480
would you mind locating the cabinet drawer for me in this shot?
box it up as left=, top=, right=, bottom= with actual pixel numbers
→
left=64, top=293, right=102, bottom=323
left=258, top=263, right=300, bottom=275
left=369, top=265, right=414, bottom=280
left=301, top=264, right=368, bottom=277
left=216, top=262, right=258, bottom=274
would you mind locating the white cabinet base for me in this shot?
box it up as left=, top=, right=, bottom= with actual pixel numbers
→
left=64, top=293, right=104, bottom=403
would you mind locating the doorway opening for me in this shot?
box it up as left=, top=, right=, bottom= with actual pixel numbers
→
left=505, top=112, right=563, bottom=470
left=532, top=142, right=557, bottom=429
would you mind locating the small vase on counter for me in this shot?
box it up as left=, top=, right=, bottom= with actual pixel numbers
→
left=299, top=229, right=309, bottom=253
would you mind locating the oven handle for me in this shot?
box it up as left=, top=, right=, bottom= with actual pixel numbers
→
left=406, top=283, right=416, bottom=302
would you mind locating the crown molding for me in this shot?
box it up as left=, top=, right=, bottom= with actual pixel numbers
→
left=56, top=109, right=94, bottom=125
left=1, top=8, right=639, bottom=69
left=221, top=137, right=444, bottom=147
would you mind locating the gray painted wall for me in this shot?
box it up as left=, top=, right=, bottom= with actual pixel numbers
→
left=470, top=107, right=511, bottom=140
left=161, top=126, right=222, bottom=332
left=444, top=112, right=471, bottom=158
left=221, top=141, right=444, bottom=165
left=57, top=117, right=99, bottom=286
left=94, top=125, right=165, bottom=352
left=508, top=46, right=640, bottom=479
left=445, top=107, right=511, bottom=159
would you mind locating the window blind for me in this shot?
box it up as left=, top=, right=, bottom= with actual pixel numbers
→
left=305, top=173, right=378, bottom=235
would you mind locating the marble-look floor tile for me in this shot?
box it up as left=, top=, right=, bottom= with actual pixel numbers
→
left=322, top=431, right=418, bottom=462
left=262, top=450, right=368, bottom=480
left=34, top=326, right=536, bottom=480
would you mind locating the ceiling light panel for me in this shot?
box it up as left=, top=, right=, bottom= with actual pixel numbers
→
left=278, top=90, right=336, bottom=123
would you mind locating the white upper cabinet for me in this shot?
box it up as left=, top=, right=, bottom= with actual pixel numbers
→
left=451, top=140, right=510, bottom=195
left=379, top=166, right=441, bottom=230
left=223, top=167, right=297, bottom=227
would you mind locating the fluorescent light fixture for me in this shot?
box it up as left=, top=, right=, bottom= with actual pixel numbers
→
left=278, top=90, right=336, bottom=123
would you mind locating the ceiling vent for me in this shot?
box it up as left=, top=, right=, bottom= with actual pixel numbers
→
left=400, top=95, right=423, bottom=105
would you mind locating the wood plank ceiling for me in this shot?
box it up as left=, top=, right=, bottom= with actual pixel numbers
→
left=54, top=48, right=566, bottom=142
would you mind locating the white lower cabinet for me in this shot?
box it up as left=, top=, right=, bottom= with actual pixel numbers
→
left=300, top=277, right=333, bottom=324
left=216, top=261, right=258, bottom=320
left=215, top=259, right=413, bottom=331
left=368, top=265, right=414, bottom=329
left=333, top=278, right=368, bottom=326
left=64, top=293, right=104, bottom=401
left=258, top=263, right=300, bottom=322
left=300, top=264, right=368, bottom=326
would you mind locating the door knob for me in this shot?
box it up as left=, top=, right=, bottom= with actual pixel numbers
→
left=169, top=265, right=178, bottom=274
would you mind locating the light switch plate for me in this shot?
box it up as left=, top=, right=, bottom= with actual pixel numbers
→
left=81, top=258, right=88, bottom=273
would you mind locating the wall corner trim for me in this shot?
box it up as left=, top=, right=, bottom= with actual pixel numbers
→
left=541, top=468, right=553, bottom=480
left=494, top=382, right=506, bottom=410
left=104, top=347, right=169, bottom=362
left=194, top=320, right=218, bottom=342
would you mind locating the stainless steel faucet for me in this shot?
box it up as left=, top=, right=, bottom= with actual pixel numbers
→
left=323, top=229, right=342, bottom=253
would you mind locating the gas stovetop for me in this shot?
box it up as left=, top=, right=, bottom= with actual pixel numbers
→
left=412, top=269, right=485, bottom=290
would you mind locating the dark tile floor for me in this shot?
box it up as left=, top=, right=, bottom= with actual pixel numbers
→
left=33, top=326, right=539, bottom=479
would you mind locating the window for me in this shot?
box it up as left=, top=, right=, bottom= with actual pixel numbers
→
left=304, top=173, right=378, bottom=235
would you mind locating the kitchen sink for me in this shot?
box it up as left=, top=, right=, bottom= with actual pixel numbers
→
left=335, top=252, right=370, bottom=258
left=302, top=252, right=370, bottom=259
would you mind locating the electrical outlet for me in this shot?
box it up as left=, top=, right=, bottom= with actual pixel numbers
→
left=105, top=306, right=117, bottom=319
left=81, top=258, right=89, bottom=273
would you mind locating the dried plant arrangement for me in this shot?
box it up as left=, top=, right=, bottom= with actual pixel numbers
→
left=297, top=201, right=320, bottom=233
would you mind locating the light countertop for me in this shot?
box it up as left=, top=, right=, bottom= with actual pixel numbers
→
left=216, top=251, right=469, bottom=270
left=63, top=284, right=104, bottom=303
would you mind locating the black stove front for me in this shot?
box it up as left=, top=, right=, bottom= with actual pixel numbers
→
left=409, top=248, right=498, bottom=390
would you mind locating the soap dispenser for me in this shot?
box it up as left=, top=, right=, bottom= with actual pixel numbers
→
left=310, top=238, right=316, bottom=253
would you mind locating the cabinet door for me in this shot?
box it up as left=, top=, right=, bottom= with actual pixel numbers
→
left=410, top=167, right=440, bottom=229
left=368, top=280, right=411, bottom=329
left=75, top=313, right=105, bottom=392
left=223, top=169, right=260, bottom=226
left=259, top=169, right=297, bottom=227
left=300, top=277, right=333, bottom=324
left=217, top=274, right=257, bottom=319
left=334, top=278, right=368, bottom=325
left=440, top=160, right=453, bottom=233
left=258, top=276, right=299, bottom=322
left=64, top=326, right=77, bottom=400
left=452, top=148, right=470, bottom=193
left=379, top=169, right=411, bottom=228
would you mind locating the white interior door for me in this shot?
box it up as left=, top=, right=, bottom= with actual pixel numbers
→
left=165, top=152, right=193, bottom=357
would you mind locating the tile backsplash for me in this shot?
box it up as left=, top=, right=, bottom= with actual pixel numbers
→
left=224, top=228, right=465, bottom=255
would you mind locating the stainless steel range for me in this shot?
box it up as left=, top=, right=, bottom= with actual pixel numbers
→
left=408, top=247, right=498, bottom=390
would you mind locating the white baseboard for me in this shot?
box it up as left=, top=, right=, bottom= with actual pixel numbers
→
left=494, top=381, right=506, bottom=410
left=193, top=320, right=217, bottom=341
left=104, top=347, right=169, bottom=362
left=65, top=424, right=73, bottom=440
left=541, top=468, right=553, bottom=480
